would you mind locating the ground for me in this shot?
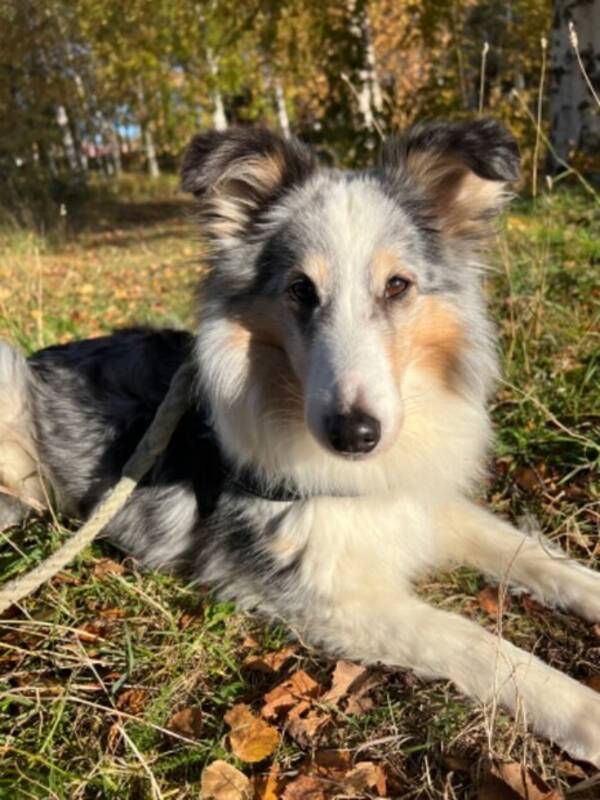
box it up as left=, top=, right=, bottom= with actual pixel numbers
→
left=0, top=175, right=598, bottom=799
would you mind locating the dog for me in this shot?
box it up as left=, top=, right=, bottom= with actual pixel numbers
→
left=1, top=119, right=599, bottom=765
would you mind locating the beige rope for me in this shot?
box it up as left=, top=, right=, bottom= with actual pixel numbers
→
left=0, top=362, right=193, bottom=615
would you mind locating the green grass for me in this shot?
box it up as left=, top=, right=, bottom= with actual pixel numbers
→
left=0, top=177, right=598, bottom=799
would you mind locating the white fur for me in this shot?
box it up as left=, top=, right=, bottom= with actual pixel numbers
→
left=0, top=343, right=45, bottom=527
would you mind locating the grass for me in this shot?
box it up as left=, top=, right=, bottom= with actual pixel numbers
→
left=0, top=175, right=598, bottom=799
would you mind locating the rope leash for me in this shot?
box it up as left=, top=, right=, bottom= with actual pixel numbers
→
left=0, top=363, right=193, bottom=615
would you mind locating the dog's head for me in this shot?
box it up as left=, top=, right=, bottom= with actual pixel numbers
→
left=182, top=121, right=519, bottom=489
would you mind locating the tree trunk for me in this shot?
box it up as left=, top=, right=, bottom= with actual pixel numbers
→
left=549, top=0, right=600, bottom=168
left=347, top=0, right=383, bottom=134
left=207, top=48, right=228, bottom=131
left=274, top=79, right=291, bottom=139
left=55, top=105, right=79, bottom=172
left=142, top=123, right=160, bottom=178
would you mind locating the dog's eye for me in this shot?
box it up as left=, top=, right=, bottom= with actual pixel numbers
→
left=288, top=276, right=319, bottom=307
left=384, top=276, right=411, bottom=300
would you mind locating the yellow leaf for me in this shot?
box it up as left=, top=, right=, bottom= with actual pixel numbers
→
left=225, top=703, right=279, bottom=763
left=201, top=760, right=252, bottom=800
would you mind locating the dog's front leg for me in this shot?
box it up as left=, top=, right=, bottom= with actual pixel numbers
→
left=326, top=596, right=600, bottom=765
left=441, top=499, right=600, bottom=621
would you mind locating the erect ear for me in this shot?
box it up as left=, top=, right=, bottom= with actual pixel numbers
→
left=379, top=118, right=520, bottom=241
left=181, top=128, right=317, bottom=246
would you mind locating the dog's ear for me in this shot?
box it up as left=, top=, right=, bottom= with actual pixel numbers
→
left=181, top=128, right=317, bottom=246
left=379, top=118, right=520, bottom=241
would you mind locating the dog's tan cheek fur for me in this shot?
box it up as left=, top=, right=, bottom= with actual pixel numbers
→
left=409, top=298, right=464, bottom=391
left=227, top=316, right=304, bottom=414
left=384, top=298, right=464, bottom=391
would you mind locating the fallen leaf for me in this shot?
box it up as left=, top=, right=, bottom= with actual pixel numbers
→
left=515, top=466, right=541, bottom=492
left=593, top=624, right=600, bottom=639
left=442, top=753, right=472, bottom=772
left=262, top=670, right=320, bottom=719
left=345, top=673, right=382, bottom=716
left=225, top=703, right=280, bottom=763
left=116, top=688, right=147, bottom=715
left=522, top=595, right=544, bottom=616
left=344, top=762, right=386, bottom=796
left=92, top=558, right=125, bottom=578
left=287, top=701, right=332, bottom=747
left=105, top=722, right=123, bottom=755
left=492, top=763, right=562, bottom=800
left=254, top=763, right=282, bottom=800
left=282, top=774, right=330, bottom=800
left=99, top=606, right=126, bottom=619
left=244, top=645, right=297, bottom=674
left=201, top=760, right=252, bottom=800
left=556, top=760, right=586, bottom=779
left=582, top=675, right=600, bottom=693
left=313, top=749, right=352, bottom=771
left=478, top=586, right=511, bottom=616
left=168, top=706, right=203, bottom=738
left=478, top=774, right=522, bottom=800
left=178, top=606, right=204, bottom=630
left=322, top=661, right=368, bottom=706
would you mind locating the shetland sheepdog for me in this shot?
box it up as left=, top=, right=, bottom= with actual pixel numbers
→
left=1, top=120, right=598, bottom=764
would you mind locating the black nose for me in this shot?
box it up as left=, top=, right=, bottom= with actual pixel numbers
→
left=325, top=409, right=381, bottom=454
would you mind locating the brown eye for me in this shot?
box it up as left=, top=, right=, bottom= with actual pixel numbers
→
left=384, top=276, right=411, bottom=300
left=288, top=276, right=319, bottom=307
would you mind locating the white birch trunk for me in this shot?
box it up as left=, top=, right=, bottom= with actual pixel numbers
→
left=347, top=0, right=383, bottom=132
left=55, top=105, right=79, bottom=172
left=549, top=0, right=600, bottom=165
left=142, top=124, right=160, bottom=178
left=207, top=48, right=228, bottom=131
left=274, top=79, right=291, bottom=139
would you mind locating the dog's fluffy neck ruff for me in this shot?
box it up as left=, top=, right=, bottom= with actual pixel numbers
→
left=194, top=315, right=494, bottom=503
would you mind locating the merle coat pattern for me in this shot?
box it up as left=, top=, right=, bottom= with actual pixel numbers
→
left=1, top=120, right=599, bottom=764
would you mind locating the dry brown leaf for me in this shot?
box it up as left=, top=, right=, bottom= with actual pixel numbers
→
left=244, top=645, right=297, bottom=674
left=522, top=595, right=544, bottom=616
left=515, top=466, right=541, bottom=492
left=343, top=762, right=387, bottom=796
left=100, top=606, right=126, bottom=619
left=254, top=763, right=282, bottom=800
left=167, top=706, right=203, bottom=739
left=593, top=623, right=600, bottom=639
left=442, top=753, right=472, bottom=772
left=556, top=760, right=586, bottom=779
left=478, top=774, right=522, bottom=800
left=492, top=763, right=562, bottom=800
left=178, top=606, right=204, bottom=630
left=225, top=703, right=280, bottom=763
left=313, top=749, right=352, bottom=771
left=287, top=701, right=332, bottom=748
left=201, top=760, right=252, bottom=800
left=345, top=673, right=382, bottom=716
left=262, top=670, right=320, bottom=719
left=116, top=688, right=147, bottom=715
left=478, top=586, right=511, bottom=616
left=282, top=774, right=331, bottom=800
left=582, top=674, right=600, bottom=692
left=105, top=722, right=123, bottom=755
left=92, top=558, right=125, bottom=578
left=322, top=660, right=368, bottom=706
